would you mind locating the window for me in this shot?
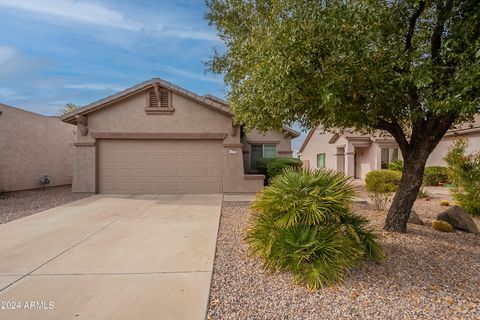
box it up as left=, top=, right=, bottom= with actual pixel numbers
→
left=317, top=153, right=326, bottom=168
left=251, top=144, right=277, bottom=170
left=381, top=148, right=400, bottom=169
left=263, top=144, right=277, bottom=158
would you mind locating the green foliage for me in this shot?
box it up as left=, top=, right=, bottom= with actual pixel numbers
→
left=256, top=157, right=303, bottom=184
left=432, top=220, right=454, bottom=233
left=206, top=1, right=480, bottom=133
left=423, top=166, right=449, bottom=186
left=208, top=0, right=480, bottom=230
left=266, top=158, right=303, bottom=180
left=445, top=138, right=480, bottom=216
left=388, top=160, right=404, bottom=172
left=256, top=158, right=275, bottom=176
left=365, top=170, right=402, bottom=210
left=247, top=168, right=383, bottom=290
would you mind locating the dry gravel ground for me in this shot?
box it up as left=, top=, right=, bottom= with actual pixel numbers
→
left=208, top=195, right=480, bottom=319
left=0, top=185, right=91, bottom=224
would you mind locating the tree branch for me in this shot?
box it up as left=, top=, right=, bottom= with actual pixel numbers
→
left=405, top=0, right=426, bottom=51
left=375, top=118, right=410, bottom=155
left=431, top=0, right=454, bottom=62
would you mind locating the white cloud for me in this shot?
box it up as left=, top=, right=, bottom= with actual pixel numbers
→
left=0, top=46, right=16, bottom=65
left=64, top=83, right=125, bottom=92
left=0, top=0, right=140, bottom=30
left=0, top=0, right=219, bottom=41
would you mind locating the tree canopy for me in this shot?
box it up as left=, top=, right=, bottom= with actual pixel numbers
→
left=207, top=0, right=479, bottom=140
left=207, top=0, right=480, bottom=232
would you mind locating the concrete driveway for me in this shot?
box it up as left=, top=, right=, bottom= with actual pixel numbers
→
left=0, top=194, right=222, bottom=320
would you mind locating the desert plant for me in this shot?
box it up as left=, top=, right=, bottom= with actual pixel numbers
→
left=388, top=160, right=404, bottom=172
left=247, top=168, right=383, bottom=290
left=365, top=170, right=402, bottom=210
left=432, top=220, right=454, bottom=233
left=440, top=200, right=450, bottom=206
left=445, top=139, right=480, bottom=216
left=417, top=185, right=429, bottom=199
left=423, top=166, right=449, bottom=186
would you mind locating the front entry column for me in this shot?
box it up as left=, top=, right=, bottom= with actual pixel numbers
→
left=345, top=142, right=355, bottom=178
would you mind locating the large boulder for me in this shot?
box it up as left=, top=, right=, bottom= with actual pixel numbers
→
left=408, top=210, right=424, bottom=225
left=437, top=206, right=479, bottom=234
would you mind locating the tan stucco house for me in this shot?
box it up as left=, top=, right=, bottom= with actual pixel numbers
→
left=298, top=116, right=480, bottom=179
left=62, top=78, right=299, bottom=194
left=0, top=103, right=75, bottom=192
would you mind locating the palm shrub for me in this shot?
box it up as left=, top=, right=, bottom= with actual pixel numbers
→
left=445, top=138, right=480, bottom=216
left=365, top=170, right=402, bottom=210
left=247, top=168, right=383, bottom=290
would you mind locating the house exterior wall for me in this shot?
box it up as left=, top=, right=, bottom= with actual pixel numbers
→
left=427, top=132, right=480, bottom=166
left=241, top=129, right=294, bottom=172
left=299, top=131, right=348, bottom=171
left=71, top=89, right=268, bottom=193
left=0, top=104, right=75, bottom=192
left=300, top=126, right=480, bottom=179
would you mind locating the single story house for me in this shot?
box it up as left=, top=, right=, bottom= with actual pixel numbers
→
left=298, top=116, right=480, bottom=179
left=0, top=103, right=76, bottom=192
left=62, top=78, right=299, bottom=194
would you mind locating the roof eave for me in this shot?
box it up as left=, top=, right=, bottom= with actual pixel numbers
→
left=61, top=78, right=233, bottom=124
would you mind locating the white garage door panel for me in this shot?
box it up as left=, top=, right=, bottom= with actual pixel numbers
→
left=99, top=140, right=223, bottom=194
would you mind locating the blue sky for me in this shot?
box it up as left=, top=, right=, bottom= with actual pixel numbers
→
left=0, top=0, right=306, bottom=150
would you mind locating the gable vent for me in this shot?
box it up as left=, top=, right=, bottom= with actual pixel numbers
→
left=148, top=90, right=159, bottom=108
left=160, top=90, right=169, bottom=108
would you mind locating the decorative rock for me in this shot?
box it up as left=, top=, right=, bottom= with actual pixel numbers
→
left=408, top=210, right=424, bottom=225
left=437, top=205, right=479, bottom=234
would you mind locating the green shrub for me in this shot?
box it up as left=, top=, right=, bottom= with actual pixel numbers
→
left=432, top=220, right=454, bottom=232
left=266, top=158, right=303, bottom=179
left=388, top=160, right=404, bottom=171
left=255, top=158, right=275, bottom=184
left=423, top=166, right=449, bottom=186
left=365, top=170, right=402, bottom=210
left=247, top=168, right=383, bottom=290
left=445, top=138, right=480, bottom=216
left=255, top=157, right=303, bottom=184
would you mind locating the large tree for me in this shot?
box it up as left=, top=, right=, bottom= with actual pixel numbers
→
left=206, top=0, right=480, bottom=232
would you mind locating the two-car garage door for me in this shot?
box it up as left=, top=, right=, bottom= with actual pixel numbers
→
left=98, top=140, right=223, bottom=194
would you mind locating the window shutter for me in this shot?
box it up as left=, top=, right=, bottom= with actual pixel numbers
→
left=160, top=90, right=169, bottom=108
left=148, top=90, right=158, bottom=108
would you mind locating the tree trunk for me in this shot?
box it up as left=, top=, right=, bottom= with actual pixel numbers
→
left=383, top=152, right=429, bottom=233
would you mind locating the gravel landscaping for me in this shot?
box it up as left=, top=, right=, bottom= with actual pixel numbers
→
left=0, top=185, right=91, bottom=224
left=208, top=193, right=480, bottom=319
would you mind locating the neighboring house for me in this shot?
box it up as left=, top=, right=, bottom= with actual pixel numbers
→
left=62, top=78, right=299, bottom=194
left=0, top=103, right=76, bottom=192
left=298, top=116, right=480, bottom=179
